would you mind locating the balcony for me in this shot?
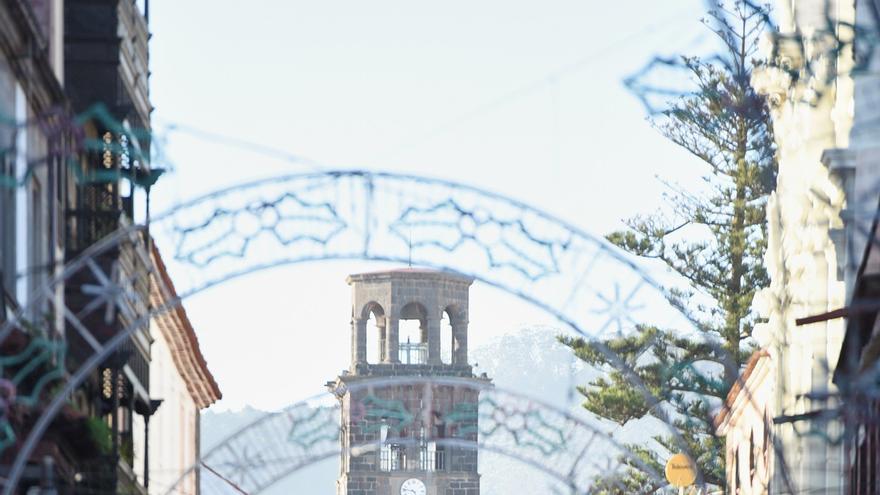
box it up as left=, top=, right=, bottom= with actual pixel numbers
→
left=75, top=455, right=147, bottom=495
left=379, top=444, right=446, bottom=472
left=399, top=341, right=428, bottom=365
left=65, top=0, right=152, bottom=129
left=64, top=229, right=152, bottom=395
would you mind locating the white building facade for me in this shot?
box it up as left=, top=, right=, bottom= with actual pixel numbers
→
left=716, top=351, right=775, bottom=494
left=720, top=0, right=880, bottom=493
left=132, top=245, right=222, bottom=495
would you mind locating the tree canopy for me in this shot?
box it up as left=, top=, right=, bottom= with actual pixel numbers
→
left=562, top=2, right=777, bottom=491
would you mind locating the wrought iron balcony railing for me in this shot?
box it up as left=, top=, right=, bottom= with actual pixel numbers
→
left=379, top=445, right=446, bottom=472
left=399, top=342, right=428, bottom=365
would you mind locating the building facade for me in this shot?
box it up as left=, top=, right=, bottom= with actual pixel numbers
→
left=328, top=269, right=490, bottom=495
left=720, top=0, right=880, bottom=493
left=834, top=196, right=880, bottom=493
left=716, top=350, right=775, bottom=494
left=0, top=1, right=215, bottom=493
left=826, top=0, right=880, bottom=492
left=131, top=245, right=221, bottom=495
left=0, top=0, right=67, bottom=332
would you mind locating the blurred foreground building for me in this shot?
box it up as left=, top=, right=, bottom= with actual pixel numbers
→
left=834, top=192, right=880, bottom=494
left=718, top=0, right=880, bottom=493
left=0, top=1, right=219, bottom=493
left=135, top=246, right=221, bottom=495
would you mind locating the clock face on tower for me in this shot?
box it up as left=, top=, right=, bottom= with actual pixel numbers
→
left=400, top=478, right=427, bottom=495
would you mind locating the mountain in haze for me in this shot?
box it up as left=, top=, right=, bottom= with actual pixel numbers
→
left=201, top=405, right=268, bottom=452
left=471, top=325, right=599, bottom=410
left=200, top=326, right=608, bottom=494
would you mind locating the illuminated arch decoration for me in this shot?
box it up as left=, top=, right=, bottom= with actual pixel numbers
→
left=0, top=170, right=751, bottom=493
left=163, top=377, right=659, bottom=494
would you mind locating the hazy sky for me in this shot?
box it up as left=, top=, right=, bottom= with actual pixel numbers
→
left=145, top=0, right=709, bottom=411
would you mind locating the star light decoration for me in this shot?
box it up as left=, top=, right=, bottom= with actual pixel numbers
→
left=79, top=260, right=138, bottom=324
left=218, top=445, right=266, bottom=488
left=591, top=282, right=645, bottom=335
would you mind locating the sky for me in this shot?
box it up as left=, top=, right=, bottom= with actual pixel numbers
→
left=144, top=0, right=711, bottom=411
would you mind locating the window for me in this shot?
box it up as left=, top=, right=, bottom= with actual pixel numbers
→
left=399, top=318, right=424, bottom=364
left=440, top=309, right=454, bottom=364
left=0, top=59, right=13, bottom=305
left=427, top=421, right=446, bottom=471
left=361, top=302, right=386, bottom=364
left=379, top=424, right=406, bottom=471
left=422, top=443, right=444, bottom=470
left=399, top=302, right=428, bottom=364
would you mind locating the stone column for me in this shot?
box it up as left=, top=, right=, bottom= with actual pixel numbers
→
left=385, top=316, right=399, bottom=363
left=352, top=318, right=366, bottom=366
left=427, top=317, right=441, bottom=364
left=420, top=320, right=428, bottom=344
left=453, top=321, right=468, bottom=365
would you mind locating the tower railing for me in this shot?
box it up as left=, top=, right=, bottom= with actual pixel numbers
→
left=379, top=443, right=405, bottom=472
left=379, top=444, right=446, bottom=472
left=420, top=447, right=446, bottom=471
left=399, top=340, right=428, bottom=365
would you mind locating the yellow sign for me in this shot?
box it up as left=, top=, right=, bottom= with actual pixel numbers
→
left=665, top=453, right=696, bottom=487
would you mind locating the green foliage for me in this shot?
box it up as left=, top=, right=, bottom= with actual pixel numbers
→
left=84, top=417, right=112, bottom=455
left=589, top=444, right=666, bottom=494
left=561, top=2, right=777, bottom=491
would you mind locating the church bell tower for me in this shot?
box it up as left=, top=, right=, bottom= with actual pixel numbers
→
left=328, top=268, right=489, bottom=495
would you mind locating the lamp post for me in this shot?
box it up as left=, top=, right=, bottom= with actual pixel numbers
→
left=136, top=398, right=164, bottom=490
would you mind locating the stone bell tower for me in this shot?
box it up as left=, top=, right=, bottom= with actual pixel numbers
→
left=328, top=268, right=489, bottom=495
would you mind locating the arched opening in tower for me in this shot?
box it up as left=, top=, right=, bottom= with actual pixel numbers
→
left=441, top=309, right=454, bottom=365
left=399, top=302, right=428, bottom=364
left=362, top=303, right=385, bottom=364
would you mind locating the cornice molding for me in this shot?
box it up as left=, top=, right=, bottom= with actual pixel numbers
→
left=150, top=244, right=222, bottom=409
